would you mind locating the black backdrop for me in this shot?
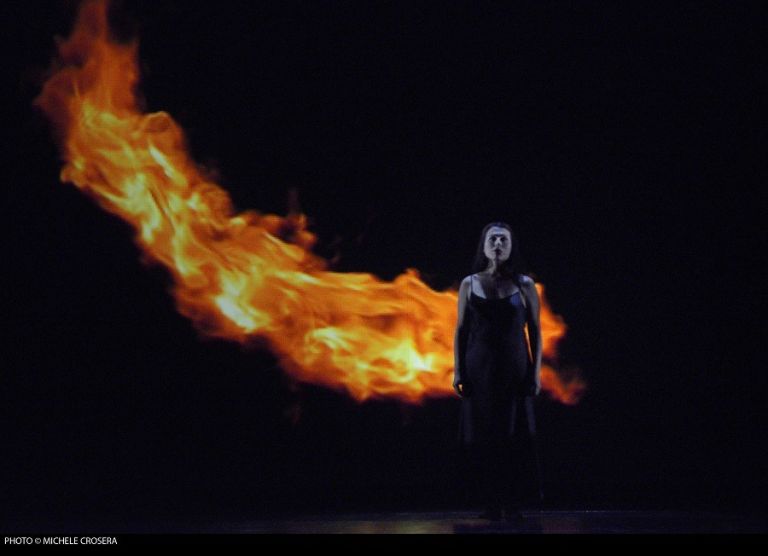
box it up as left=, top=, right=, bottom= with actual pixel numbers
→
left=3, top=0, right=765, bottom=523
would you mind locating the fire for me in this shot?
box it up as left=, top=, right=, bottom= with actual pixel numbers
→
left=35, top=0, right=585, bottom=405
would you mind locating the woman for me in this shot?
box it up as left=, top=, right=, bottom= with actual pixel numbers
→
left=453, top=222, right=543, bottom=521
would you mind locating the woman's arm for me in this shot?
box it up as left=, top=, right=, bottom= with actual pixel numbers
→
left=522, top=275, right=542, bottom=395
left=453, top=277, right=472, bottom=396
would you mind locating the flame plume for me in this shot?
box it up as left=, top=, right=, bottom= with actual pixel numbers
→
left=35, top=0, right=585, bottom=404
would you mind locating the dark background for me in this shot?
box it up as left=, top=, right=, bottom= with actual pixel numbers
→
left=3, top=0, right=766, bottom=526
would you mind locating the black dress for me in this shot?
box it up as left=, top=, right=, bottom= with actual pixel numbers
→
left=457, top=274, right=537, bottom=512
left=458, top=275, right=535, bottom=445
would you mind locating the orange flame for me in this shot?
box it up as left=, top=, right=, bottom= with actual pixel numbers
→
left=35, top=0, right=585, bottom=405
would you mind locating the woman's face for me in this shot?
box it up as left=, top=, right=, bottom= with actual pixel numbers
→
left=483, top=226, right=512, bottom=263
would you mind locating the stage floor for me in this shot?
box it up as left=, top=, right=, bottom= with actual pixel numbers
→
left=6, top=510, right=765, bottom=534
left=213, top=510, right=767, bottom=534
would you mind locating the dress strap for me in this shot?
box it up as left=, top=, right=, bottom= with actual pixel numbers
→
left=518, top=276, right=528, bottom=310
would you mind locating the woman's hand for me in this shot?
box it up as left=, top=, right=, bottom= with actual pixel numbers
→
left=525, top=381, right=541, bottom=397
left=454, top=381, right=473, bottom=398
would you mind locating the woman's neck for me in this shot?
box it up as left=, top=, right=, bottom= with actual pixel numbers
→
left=483, top=261, right=507, bottom=278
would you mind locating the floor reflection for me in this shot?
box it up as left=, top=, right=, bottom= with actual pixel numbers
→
left=4, top=510, right=765, bottom=534
left=217, top=510, right=766, bottom=534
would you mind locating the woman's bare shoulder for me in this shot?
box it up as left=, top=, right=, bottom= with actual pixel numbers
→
left=458, top=275, right=478, bottom=292
left=458, top=275, right=473, bottom=292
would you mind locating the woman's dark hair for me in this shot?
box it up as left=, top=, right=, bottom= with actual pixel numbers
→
left=471, top=222, right=529, bottom=286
